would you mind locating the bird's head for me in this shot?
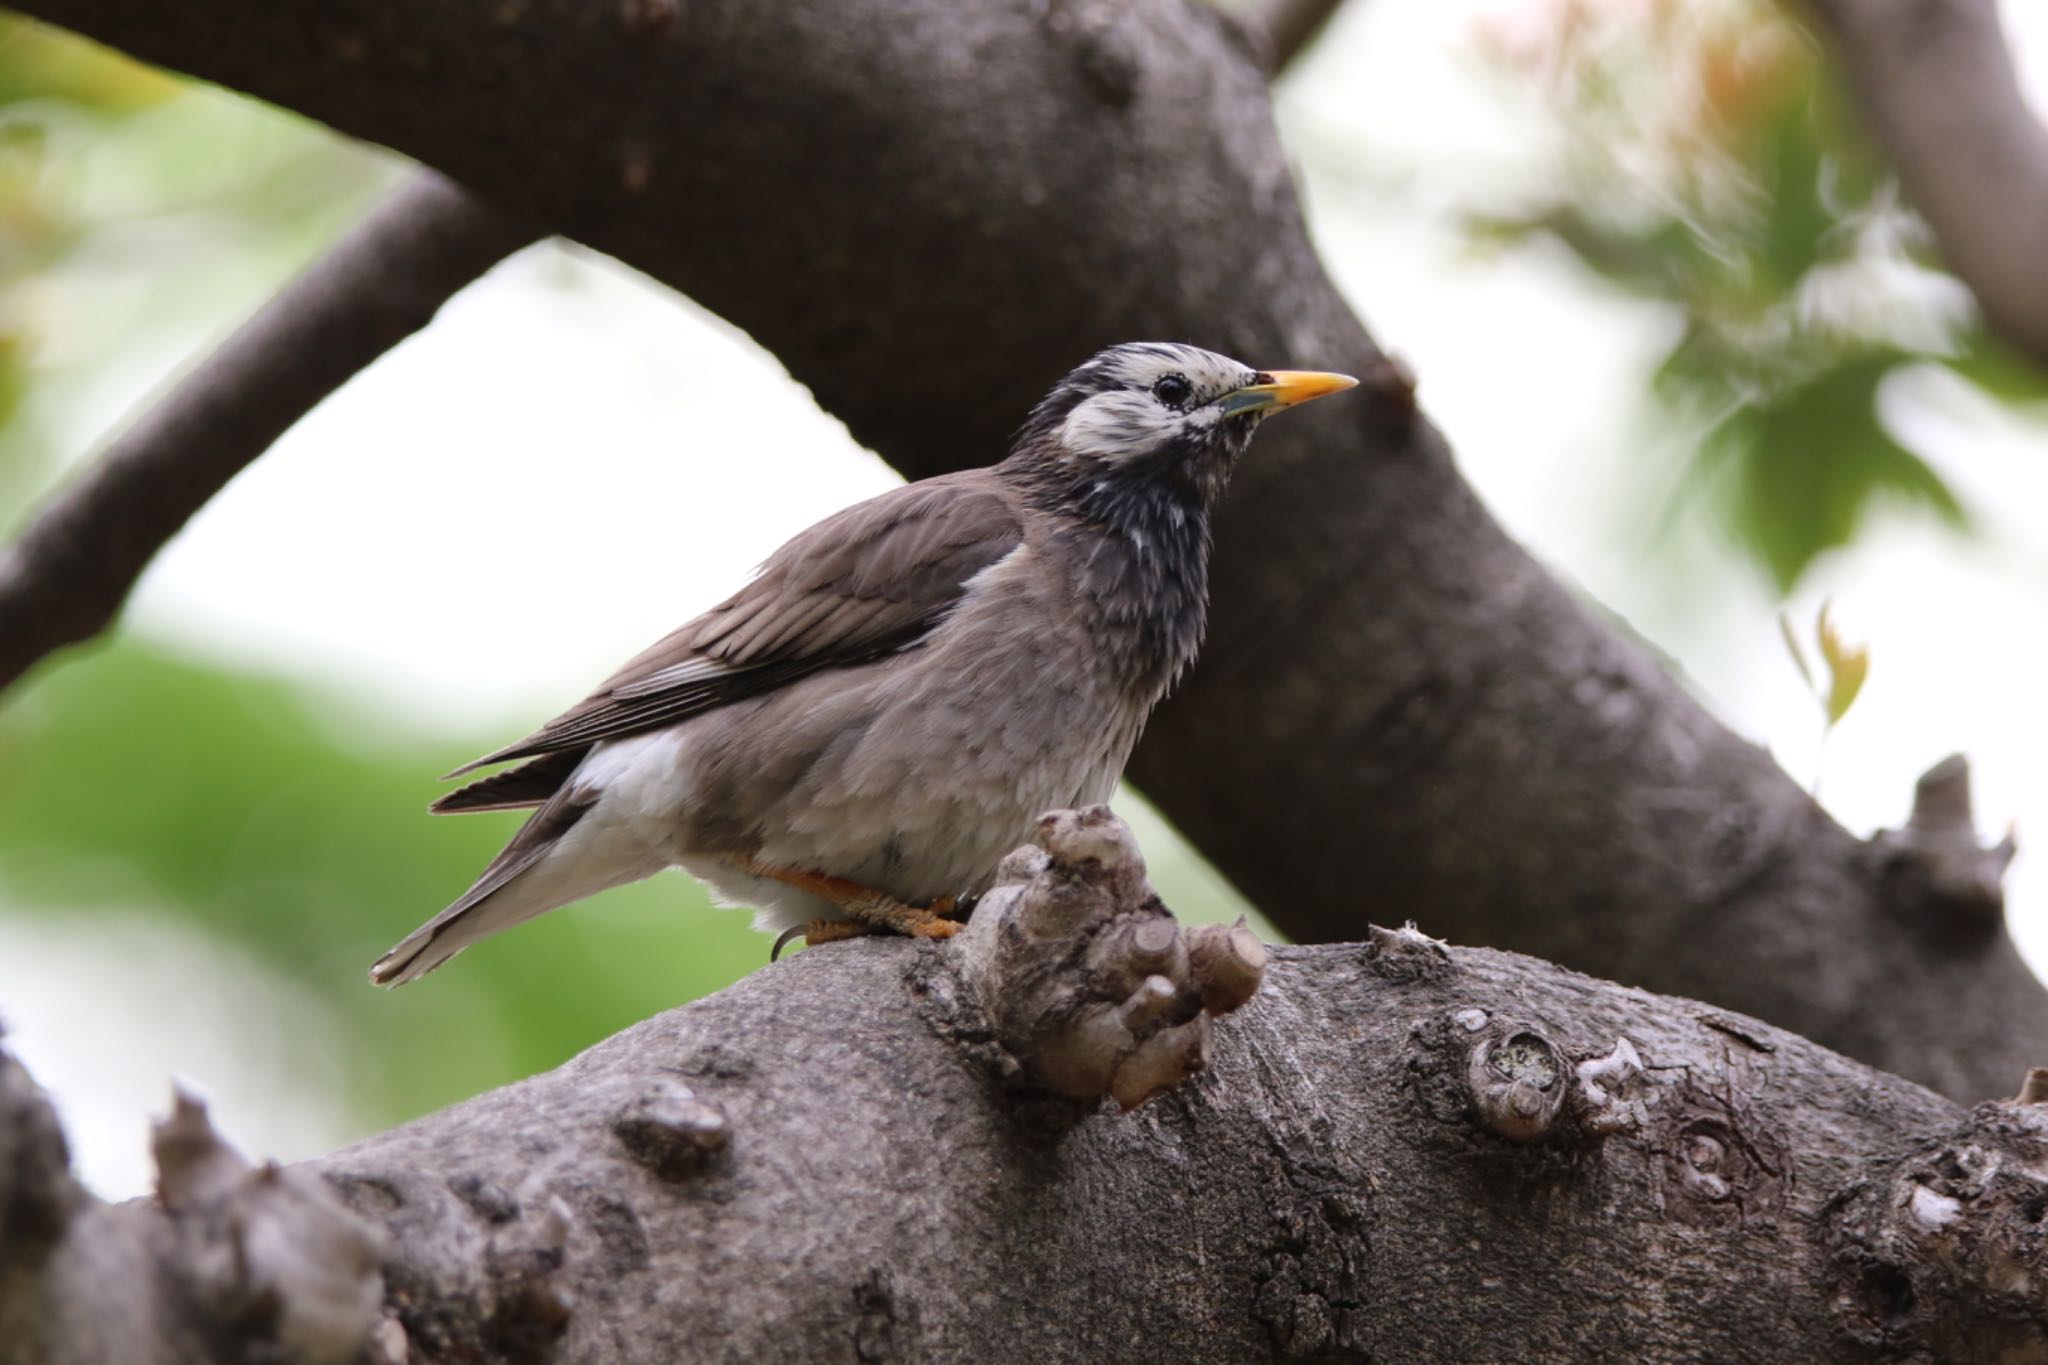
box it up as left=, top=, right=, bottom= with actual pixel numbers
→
left=1007, top=342, right=1356, bottom=516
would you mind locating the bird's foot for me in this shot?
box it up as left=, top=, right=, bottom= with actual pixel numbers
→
left=846, top=890, right=963, bottom=940
left=767, top=907, right=957, bottom=961
left=770, top=917, right=873, bottom=961
left=743, top=856, right=966, bottom=958
left=899, top=905, right=962, bottom=939
left=894, top=894, right=963, bottom=937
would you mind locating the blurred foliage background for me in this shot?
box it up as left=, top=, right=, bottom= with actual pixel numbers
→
left=0, top=14, right=799, bottom=1177
left=1462, top=0, right=2047, bottom=591
left=0, top=10, right=1264, bottom=1180
left=3, top=0, right=2046, bottom=1194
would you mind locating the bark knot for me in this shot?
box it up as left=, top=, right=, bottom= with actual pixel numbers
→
left=1041, top=0, right=1146, bottom=107
left=1457, top=1021, right=1648, bottom=1144
left=955, top=806, right=1265, bottom=1111
left=1870, top=753, right=2016, bottom=926
left=0, top=1039, right=76, bottom=1261
left=611, top=1077, right=730, bottom=1181
left=479, top=1194, right=576, bottom=1364
left=1825, top=1104, right=2048, bottom=1357
left=1652, top=1087, right=1789, bottom=1228
left=1363, top=921, right=1454, bottom=983
left=151, top=1089, right=387, bottom=1365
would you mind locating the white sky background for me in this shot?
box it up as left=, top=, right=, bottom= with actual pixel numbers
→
left=7, top=0, right=2048, bottom=1196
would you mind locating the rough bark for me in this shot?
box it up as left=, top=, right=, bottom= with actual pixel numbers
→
left=1802, top=0, right=2048, bottom=367
left=6, top=813, right=2046, bottom=1363
left=6, top=0, right=2043, bottom=1101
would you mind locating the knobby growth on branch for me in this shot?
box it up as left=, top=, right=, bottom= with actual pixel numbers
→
left=5, top=811, right=2045, bottom=1362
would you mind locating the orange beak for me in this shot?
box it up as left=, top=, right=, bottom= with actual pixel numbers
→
left=1217, top=369, right=1359, bottom=416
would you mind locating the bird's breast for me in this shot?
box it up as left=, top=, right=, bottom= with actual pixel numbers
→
left=666, top=531, right=1193, bottom=909
left=1044, top=522, right=1209, bottom=704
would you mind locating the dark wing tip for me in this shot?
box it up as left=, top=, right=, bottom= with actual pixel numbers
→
left=431, top=750, right=587, bottom=814
left=439, top=736, right=545, bottom=781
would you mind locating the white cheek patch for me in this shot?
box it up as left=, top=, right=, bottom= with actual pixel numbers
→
left=1060, top=392, right=1178, bottom=463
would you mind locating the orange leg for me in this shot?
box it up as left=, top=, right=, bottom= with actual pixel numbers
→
left=738, top=857, right=961, bottom=959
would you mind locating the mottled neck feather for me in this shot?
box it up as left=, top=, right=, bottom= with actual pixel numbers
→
left=1001, top=437, right=1218, bottom=699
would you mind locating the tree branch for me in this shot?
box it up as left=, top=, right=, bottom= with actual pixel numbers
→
left=6, top=0, right=2043, bottom=1099
left=1803, top=0, right=2048, bottom=365
left=0, top=169, right=536, bottom=691
left=1256, top=0, right=1352, bottom=73
left=7, top=814, right=2046, bottom=1361
left=0, top=0, right=1353, bottom=689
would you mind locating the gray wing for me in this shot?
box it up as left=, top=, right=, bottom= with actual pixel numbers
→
left=443, top=471, right=1025, bottom=781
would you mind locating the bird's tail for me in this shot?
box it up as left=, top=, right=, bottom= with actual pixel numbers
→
left=370, top=786, right=659, bottom=986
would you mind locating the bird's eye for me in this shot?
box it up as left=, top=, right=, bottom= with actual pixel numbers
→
left=1151, top=373, right=1193, bottom=409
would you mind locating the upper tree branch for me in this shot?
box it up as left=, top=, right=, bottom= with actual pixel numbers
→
left=0, top=0, right=1337, bottom=690
left=0, top=6, right=1294, bottom=734
left=7, top=819, right=2045, bottom=1360
left=0, top=169, right=535, bottom=690
left=8, top=0, right=2042, bottom=1099
left=1254, top=0, right=1352, bottom=72
left=1803, top=0, right=2048, bottom=365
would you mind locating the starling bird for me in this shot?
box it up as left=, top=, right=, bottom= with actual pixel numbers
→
left=370, top=343, right=1355, bottom=985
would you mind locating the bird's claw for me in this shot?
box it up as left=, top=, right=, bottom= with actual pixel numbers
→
left=767, top=893, right=963, bottom=961
left=770, top=918, right=870, bottom=962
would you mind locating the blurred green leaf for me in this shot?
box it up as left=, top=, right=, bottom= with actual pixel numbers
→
left=1469, top=0, right=1988, bottom=592
left=0, top=24, right=712, bottom=1142
left=0, top=644, right=768, bottom=1129
left=1777, top=608, right=1815, bottom=691
left=1699, top=354, right=1966, bottom=591
left=1816, top=598, right=1868, bottom=725
left=0, top=16, right=181, bottom=111
left=0, top=12, right=391, bottom=536
left=1755, top=89, right=1831, bottom=294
